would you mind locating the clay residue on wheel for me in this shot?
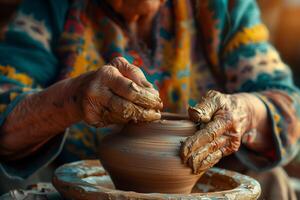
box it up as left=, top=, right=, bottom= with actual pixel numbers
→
left=193, top=171, right=239, bottom=192
left=53, top=160, right=261, bottom=200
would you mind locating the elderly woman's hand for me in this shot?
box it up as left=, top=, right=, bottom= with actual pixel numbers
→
left=180, top=90, right=256, bottom=174
left=0, top=57, right=162, bottom=159
left=74, top=57, right=162, bottom=127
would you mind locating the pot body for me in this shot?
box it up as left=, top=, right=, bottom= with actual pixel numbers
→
left=98, top=117, right=203, bottom=194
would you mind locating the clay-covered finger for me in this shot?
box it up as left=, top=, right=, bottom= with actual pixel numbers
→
left=222, top=131, right=242, bottom=156
left=180, top=116, right=231, bottom=163
left=99, top=65, right=162, bottom=109
left=99, top=87, right=161, bottom=123
left=192, top=149, right=223, bottom=174
left=110, top=57, right=153, bottom=88
left=127, top=83, right=162, bottom=110
left=187, top=136, right=229, bottom=172
left=188, top=90, right=225, bottom=123
left=219, top=146, right=232, bottom=157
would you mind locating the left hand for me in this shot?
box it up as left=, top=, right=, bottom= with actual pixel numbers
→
left=180, top=90, right=255, bottom=174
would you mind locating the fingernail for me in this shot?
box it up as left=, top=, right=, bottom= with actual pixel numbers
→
left=147, top=109, right=161, bottom=119
left=153, top=111, right=161, bottom=119
left=188, top=107, right=201, bottom=122
left=188, top=106, right=211, bottom=123
left=189, top=106, right=202, bottom=115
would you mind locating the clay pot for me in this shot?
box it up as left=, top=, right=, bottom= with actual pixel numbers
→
left=98, top=113, right=203, bottom=194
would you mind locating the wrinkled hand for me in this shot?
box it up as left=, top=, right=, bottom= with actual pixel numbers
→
left=180, top=90, right=254, bottom=174
left=75, top=57, right=162, bottom=127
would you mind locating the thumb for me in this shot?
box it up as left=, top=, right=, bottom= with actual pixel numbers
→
left=188, top=90, right=224, bottom=123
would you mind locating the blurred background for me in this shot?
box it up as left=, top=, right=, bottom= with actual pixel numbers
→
left=0, top=0, right=299, bottom=197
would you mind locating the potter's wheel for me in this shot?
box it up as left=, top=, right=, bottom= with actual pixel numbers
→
left=52, top=160, right=261, bottom=200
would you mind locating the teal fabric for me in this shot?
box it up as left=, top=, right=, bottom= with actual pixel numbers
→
left=0, top=0, right=69, bottom=180
left=219, top=1, right=300, bottom=170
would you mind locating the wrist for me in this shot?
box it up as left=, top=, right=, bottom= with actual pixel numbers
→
left=64, top=71, right=96, bottom=120
left=232, top=93, right=257, bottom=131
left=235, top=93, right=272, bottom=152
left=242, top=93, right=268, bottom=130
left=39, top=76, right=86, bottom=127
left=56, top=77, right=84, bottom=124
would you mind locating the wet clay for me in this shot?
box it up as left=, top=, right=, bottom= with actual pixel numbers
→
left=97, top=113, right=202, bottom=194
left=52, top=160, right=261, bottom=200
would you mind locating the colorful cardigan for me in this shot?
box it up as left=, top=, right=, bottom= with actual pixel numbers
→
left=0, top=0, right=299, bottom=180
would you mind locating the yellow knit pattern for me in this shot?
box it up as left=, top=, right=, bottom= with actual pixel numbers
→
left=69, top=28, right=101, bottom=78
left=0, top=65, right=33, bottom=86
left=224, top=24, right=269, bottom=53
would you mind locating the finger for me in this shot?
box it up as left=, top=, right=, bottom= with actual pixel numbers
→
left=99, top=65, right=162, bottom=109
left=109, top=58, right=162, bottom=107
left=110, top=57, right=153, bottom=88
left=219, top=146, right=232, bottom=157
left=192, top=150, right=223, bottom=174
left=99, top=87, right=161, bottom=123
left=180, top=116, right=231, bottom=163
left=187, top=136, right=229, bottom=173
left=188, top=90, right=225, bottom=123
left=223, top=131, right=242, bottom=155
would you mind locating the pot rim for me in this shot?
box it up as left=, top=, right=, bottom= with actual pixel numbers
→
left=124, top=112, right=197, bottom=132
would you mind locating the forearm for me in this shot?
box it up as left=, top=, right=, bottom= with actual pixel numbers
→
left=238, top=93, right=273, bottom=153
left=0, top=57, right=163, bottom=160
left=0, top=77, right=81, bottom=160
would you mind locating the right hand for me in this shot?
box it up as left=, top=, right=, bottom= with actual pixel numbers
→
left=74, top=57, right=162, bottom=127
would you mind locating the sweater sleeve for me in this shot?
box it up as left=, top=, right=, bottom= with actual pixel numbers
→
left=0, top=0, right=69, bottom=179
left=197, top=0, right=300, bottom=171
